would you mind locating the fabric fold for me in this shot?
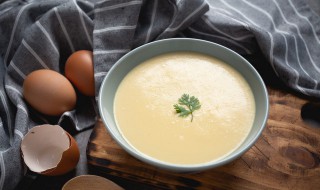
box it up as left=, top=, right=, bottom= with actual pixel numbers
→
left=0, top=0, right=320, bottom=189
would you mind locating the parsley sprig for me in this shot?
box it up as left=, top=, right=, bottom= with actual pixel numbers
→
left=173, top=94, right=201, bottom=122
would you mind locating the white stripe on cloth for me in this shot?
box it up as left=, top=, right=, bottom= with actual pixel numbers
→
left=209, top=5, right=233, bottom=16
left=282, top=33, right=307, bottom=94
left=4, top=3, right=33, bottom=64
left=202, top=16, right=253, bottom=41
left=17, top=104, right=28, bottom=116
left=288, top=0, right=320, bottom=44
left=36, top=21, right=59, bottom=54
left=5, top=85, right=22, bottom=97
left=93, top=49, right=130, bottom=55
left=0, top=91, right=12, bottom=145
left=94, top=0, right=112, bottom=6
left=245, top=0, right=320, bottom=73
left=10, top=61, right=26, bottom=79
left=54, top=7, right=75, bottom=52
left=156, top=0, right=178, bottom=38
left=0, top=7, right=13, bottom=18
left=0, top=152, right=5, bottom=190
left=272, top=0, right=318, bottom=88
left=14, top=129, right=24, bottom=140
left=87, top=1, right=94, bottom=7
left=165, top=1, right=207, bottom=32
left=211, top=10, right=251, bottom=31
left=242, top=0, right=318, bottom=89
left=219, top=0, right=308, bottom=94
left=72, top=0, right=93, bottom=46
left=188, top=27, right=252, bottom=54
left=94, top=72, right=108, bottom=77
left=90, top=0, right=143, bottom=15
left=219, top=0, right=277, bottom=76
left=93, top=25, right=137, bottom=34
left=22, top=39, right=49, bottom=69
left=145, top=0, right=158, bottom=43
left=233, top=0, right=314, bottom=92
left=291, top=35, right=317, bottom=89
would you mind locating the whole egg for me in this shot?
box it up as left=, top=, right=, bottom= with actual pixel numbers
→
left=23, top=69, right=77, bottom=116
left=65, top=50, right=95, bottom=96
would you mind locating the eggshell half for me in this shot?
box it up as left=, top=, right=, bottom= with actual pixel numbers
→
left=21, top=125, right=79, bottom=176
left=42, top=132, right=80, bottom=176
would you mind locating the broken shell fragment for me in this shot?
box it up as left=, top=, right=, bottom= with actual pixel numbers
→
left=21, top=124, right=80, bottom=176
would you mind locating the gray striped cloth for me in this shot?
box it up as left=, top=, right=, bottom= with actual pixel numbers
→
left=0, top=0, right=319, bottom=189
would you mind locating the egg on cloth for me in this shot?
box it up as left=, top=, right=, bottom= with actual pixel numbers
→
left=20, top=124, right=80, bottom=176
left=65, top=50, right=95, bottom=96
left=23, top=69, right=77, bottom=116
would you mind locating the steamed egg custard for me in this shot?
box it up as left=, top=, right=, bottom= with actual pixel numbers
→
left=114, top=52, right=255, bottom=165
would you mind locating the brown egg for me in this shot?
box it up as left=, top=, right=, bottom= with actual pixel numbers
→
left=65, top=50, right=95, bottom=96
left=23, top=69, right=77, bottom=116
left=21, top=124, right=80, bottom=176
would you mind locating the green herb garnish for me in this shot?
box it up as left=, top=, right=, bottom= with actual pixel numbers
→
left=173, top=94, right=201, bottom=122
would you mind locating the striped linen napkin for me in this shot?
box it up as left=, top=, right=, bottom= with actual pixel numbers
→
left=0, top=0, right=319, bottom=189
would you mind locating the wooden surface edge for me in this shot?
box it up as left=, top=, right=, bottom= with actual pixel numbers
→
left=87, top=87, right=320, bottom=190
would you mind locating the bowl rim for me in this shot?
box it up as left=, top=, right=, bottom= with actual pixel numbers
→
left=98, top=38, right=269, bottom=172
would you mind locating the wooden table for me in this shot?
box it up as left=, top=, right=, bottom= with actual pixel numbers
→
left=87, top=84, right=320, bottom=190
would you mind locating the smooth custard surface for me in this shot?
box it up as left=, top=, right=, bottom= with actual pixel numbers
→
left=114, top=52, right=255, bottom=164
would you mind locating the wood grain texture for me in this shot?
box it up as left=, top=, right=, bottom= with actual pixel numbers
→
left=87, top=87, right=320, bottom=190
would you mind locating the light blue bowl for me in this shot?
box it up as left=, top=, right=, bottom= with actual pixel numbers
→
left=98, top=38, right=269, bottom=172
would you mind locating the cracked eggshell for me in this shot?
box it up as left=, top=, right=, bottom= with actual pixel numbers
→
left=21, top=124, right=80, bottom=176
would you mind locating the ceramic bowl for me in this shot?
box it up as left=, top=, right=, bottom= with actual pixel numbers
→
left=98, top=38, right=269, bottom=172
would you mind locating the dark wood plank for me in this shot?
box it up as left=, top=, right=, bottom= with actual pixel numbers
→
left=87, top=87, right=320, bottom=190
